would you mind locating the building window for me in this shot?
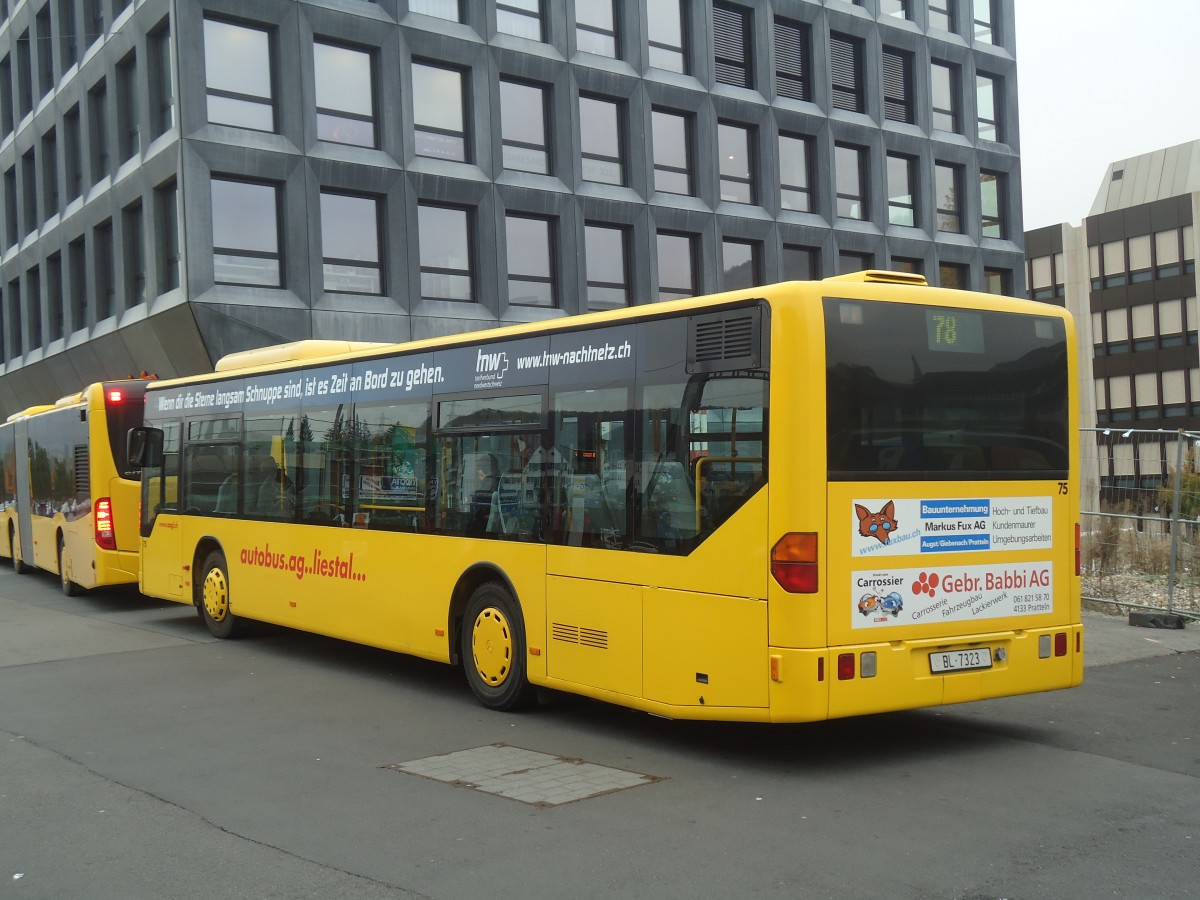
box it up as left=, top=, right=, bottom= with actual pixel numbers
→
left=657, top=231, right=696, bottom=300
left=320, top=192, right=383, bottom=295
left=773, top=18, right=810, bottom=102
left=506, top=214, right=556, bottom=307
left=1105, top=307, right=1129, bottom=353
left=584, top=223, right=629, bottom=310
left=68, top=236, right=86, bottom=331
left=0, top=56, right=12, bottom=139
left=64, top=104, right=82, bottom=201
left=980, top=170, right=1005, bottom=238
left=1102, top=240, right=1125, bottom=288
left=148, top=21, right=174, bottom=137
left=412, top=62, right=467, bottom=162
left=35, top=5, right=53, bottom=98
left=123, top=200, right=145, bottom=306
left=882, top=47, right=913, bottom=124
left=58, top=0, right=78, bottom=70
left=976, top=73, right=1000, bottom=142
left=418, top=204, right=472, bottom=301
left=410, top=0, right=461, bottom=21
left=27, top=265, right=41, bottom=350
left=779, top=133, right=812, bottom=212
left=838, top=250, right=872, bottom=274
left=5, top=277, right=20, bottom=360
left=829, top=33, right=863, bottom=113
left=204, top=19, right=275, bottom=132
left=928, top=0, right=955, bottom=33
left=47, top=252, right=63, bottom=342
left=499, top=78, right=549, bottom=174
left=1128, top=234, right=1152, bottom=283
left=718, top=122, right=754, bottom=204
left=116, top=51, right=139, bottom=163
left=835, top=143, right=866, bottom=220
left=973, top=0, right=995, bottom=43
left=40, top=128, right=58, bottom=217
left=1155, top=228, right=1181, bottom=279
left=939, top=262, right=968, bottom=290
left=20, top=149, right=36, bottom=236
left=984, top=268, right=1009, bottom=295
left=2, top=167, right=14, bottom=250
left=931, top=61, right=959, bottom=132
left=95, top=219, right=115, bottom=320
left=781, top=244, right=819, bottom=280
left=935, top=162, right=962, bottom=233
left=886, top=153, right=916, bottom=226
left=576, top=0, right=618, bottom=57
left=580, top=95, right=624, bottom=185
left=84, top=0, right=104, bottom=46
left=647, top=1, right=686, bottom=73
left=497, top=0, right=544, bottom=42
left=892, top=256, right=922, bottom=275
left=713, top=3, right=752, bottom=89
left=15, top=28, right=31, bottom=119
left=88, top=78, right=109, bottom=185
left=211, top=178, right=281, bottom=287
left=722, top=239, right=759, bottom=290
left=155, top=180, right=179, bottom=292
left=314, top=41, right=376, bottom=148
left=881, top=0, right=910, bottom=18
left=652, top=108, right=692, bottom=196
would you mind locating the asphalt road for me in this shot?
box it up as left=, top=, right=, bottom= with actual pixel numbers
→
left=1, top=568, right=1198, bottom=900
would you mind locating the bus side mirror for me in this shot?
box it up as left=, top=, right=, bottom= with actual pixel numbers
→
left=127, top=427, right=164, bottom=468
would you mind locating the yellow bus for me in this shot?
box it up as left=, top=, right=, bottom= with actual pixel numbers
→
left=1, top=380, right=152, bottom=595
left=128, top=273, right=1082, bottom=721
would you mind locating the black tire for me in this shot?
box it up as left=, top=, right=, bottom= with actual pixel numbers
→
left=196, top=550, right=238, bottom=639
left=461, top=582, right=537, bottom=711
left=10, top=529, right=27, bottom=575
left=58, top=534, right=79, bottom=597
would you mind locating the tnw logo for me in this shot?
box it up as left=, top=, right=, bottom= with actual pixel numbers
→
left=476, top=349, right=509, bottom=377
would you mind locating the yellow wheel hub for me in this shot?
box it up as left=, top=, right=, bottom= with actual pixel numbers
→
left=203, top=568, right=229, bottom=622
left=471, top=607, right=513, bottom=687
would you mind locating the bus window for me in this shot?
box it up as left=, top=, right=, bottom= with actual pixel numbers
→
left=243, top=416, right=296, bottom=519
left=688, top=375, right=767, bottom=534
left=550, top=387, right=631, bottom=549
left=636, top=381, right=698, bottom=553
left=184, top=443, right=237, bottom=514
left=296, top=404, right=349, bottom=526
left=353, top=400, right=429, bottom=532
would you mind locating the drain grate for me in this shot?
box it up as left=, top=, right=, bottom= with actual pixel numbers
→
left=384, top=743, right=662, bottom=807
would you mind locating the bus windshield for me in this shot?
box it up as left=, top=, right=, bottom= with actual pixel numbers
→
left=824, top=297, right=1070, bottom=480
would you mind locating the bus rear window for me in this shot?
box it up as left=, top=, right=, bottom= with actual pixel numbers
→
left=824, top=298, right=1069, bottom=480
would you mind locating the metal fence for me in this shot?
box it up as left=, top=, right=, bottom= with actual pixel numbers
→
left=1081, top=427, right=1200, bottom=620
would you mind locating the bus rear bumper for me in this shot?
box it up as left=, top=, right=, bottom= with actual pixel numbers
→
left=767, top=624, right=1084, bottom=722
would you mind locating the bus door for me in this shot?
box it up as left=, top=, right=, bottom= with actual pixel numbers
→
left=138, top=422, right=184, bottom=599
left=13, top=420, right=33, bottom=566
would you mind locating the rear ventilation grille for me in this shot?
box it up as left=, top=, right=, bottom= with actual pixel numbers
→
left=74, top=445, right=90, bottom=495
left=688, top=305, right=763, bottom=373
left=552, top=623, right=609, bottom=650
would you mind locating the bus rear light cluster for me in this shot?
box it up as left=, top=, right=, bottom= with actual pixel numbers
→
left=1075, top=523, right=1081, bottom=576
left=836, top=651, right=877, bottom=681
left=1039, top=633, right=1069, bottom=659
left=94, top=498, right=116, bottom=550
left=770, top=532, right=818, bottom=593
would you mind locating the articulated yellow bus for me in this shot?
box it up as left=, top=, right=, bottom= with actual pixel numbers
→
left=0, top=380, right=151, bottom=594
left=128, top=273, right=1082, bottom=721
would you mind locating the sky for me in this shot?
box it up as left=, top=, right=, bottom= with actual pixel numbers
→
left=1013, top=0, right=1200, bottom=230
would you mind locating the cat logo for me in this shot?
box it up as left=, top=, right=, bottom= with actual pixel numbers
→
left=855, top=500, right=897, bottom=544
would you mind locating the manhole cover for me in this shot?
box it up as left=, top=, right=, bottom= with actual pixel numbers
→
left=384, top=743, right=662, bottom=807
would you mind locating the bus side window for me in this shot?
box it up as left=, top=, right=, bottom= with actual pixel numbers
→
left=184, top=445, right=235, bottom=514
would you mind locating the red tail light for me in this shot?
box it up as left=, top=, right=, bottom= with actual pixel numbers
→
left=108, top=389, right=124, bottom=403
left=95, top=498, right=116, bottom=550
left=837, top=653, right=855, bottom=680
left=771, top=532, right=818, bottom=593
left=1054, top=632, right=1067, bottom=657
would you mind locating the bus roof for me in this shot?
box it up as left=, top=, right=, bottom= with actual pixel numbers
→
left=215, top=340, right=392, bottom=373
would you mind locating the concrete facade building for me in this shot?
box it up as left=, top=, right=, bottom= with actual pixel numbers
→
left=0, top=0, right=1023, bottom=417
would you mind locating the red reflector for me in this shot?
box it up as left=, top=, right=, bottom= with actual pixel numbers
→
left=1074, top=523, right=1081, bottom=576
left=95, top=498, right=116, bottom=550
left=770, top=561, right=818, bottom=593
left=837, top=653, right=855, bottom=680
left=1054, top=632, right=1067, bottom=657
left=108, top=389, right=123, bottom=403
left=817, top=657, right=825, bottom=682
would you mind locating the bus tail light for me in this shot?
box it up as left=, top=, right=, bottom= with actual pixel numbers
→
left=95, top=498, right=116, bottom=550
left=837, top=653, right=855, bottom=680
left=108, top=389, right=124, bottom=404
left=771, top=532, right=818, bottom=593
left=1054, top=632, right=1067, bottom=657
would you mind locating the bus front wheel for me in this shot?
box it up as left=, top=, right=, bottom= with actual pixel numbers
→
left=10, top=529, right=26, bottom=575
left=58, top=534, right=79, bottom=597
left=197, top=550, right=239, bottom=639
left=462, top=582, right=537, bottom=711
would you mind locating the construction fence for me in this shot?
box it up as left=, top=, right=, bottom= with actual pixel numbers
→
left=1081, top=427, right=1200, bottom=620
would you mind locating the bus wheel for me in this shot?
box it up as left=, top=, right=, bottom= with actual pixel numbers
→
left=462, top=582, right=537, bottom=711
left=10, top=530, right=26, bottom=575
left=58, top=534, right=78, bottom=597
left=197, top=550, right=238, bottom=639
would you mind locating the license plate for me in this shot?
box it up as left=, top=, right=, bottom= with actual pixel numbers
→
left=930, top=647, right=992, bottom=673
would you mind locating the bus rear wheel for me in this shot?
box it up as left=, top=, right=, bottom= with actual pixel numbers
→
left=10, top=529, right=26, bottom=575
left=58, top=534, right=79, bottom=597
left=197, top=550, right=238, bottom=639
left=462, top=582, right=537, bottom=711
